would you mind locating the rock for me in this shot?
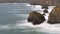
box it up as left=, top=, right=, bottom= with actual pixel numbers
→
left=42, top=4, right=49, bottom=9
left=43, top=9, right=48, bottom=15
left=44, top=9, right=48, bottom=13
left=48, top=6, right=60, bottom=24
left=28, top=11, right=45, bottom=25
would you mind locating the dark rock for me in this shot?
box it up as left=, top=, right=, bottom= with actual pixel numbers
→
left=28, top=11, right=45, bottom=25
left=43, top=9, right=48, bottom=15
left=48, top=6, right=60, bottom=24
left=42, top=4, right=49, bottom=9
left=44, top=9, right=48, bottom=13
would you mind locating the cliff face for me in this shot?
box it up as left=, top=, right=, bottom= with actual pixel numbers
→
left=0, top=0, right=60, bottom=6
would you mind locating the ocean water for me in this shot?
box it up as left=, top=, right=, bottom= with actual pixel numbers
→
left=0, top=3, right=60, bottom=34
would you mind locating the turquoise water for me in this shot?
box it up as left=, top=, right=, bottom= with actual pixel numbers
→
left=0, top=3, right=60, bottom=34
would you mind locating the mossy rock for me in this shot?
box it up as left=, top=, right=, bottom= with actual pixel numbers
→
left=28, top=11, right=45, bottom=25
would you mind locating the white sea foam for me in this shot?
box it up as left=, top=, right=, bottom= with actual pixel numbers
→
left=0, top=19, right=60, bottom=34
left=0, top=5, right=58, bottom=34
left=16, top=20, right=60, bottom=34
left=15, top=6, right=60, bottom=34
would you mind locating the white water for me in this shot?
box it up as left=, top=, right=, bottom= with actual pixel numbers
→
left=0, top=3, right=60, bottom=34
left=16, top=6, right=60, bottom=34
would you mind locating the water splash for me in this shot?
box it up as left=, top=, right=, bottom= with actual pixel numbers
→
left=0, top=3, right=59, bottom=34
left=15, top=6, right=60, bottom=34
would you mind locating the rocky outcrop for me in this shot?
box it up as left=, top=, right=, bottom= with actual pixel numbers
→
left=48, top=6, right=60, bottom=24
left=0, top=0, right=60, bottom=6
left=28, top=11, right=45, bottom=25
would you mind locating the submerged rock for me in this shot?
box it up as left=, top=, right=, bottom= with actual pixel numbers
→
left=28, top=11, right=45, bottom=25
left=48, top=6, right=60, bottom=24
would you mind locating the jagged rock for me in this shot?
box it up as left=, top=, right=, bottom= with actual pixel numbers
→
left=48, top=6, right=60, bottom=24
left=28, top=11, right=45, bottom=25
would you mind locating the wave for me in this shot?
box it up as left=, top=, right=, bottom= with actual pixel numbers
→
left=16, top=20, right=60, bottom=34
left=11, top=6, right=60, bottom=34
left=0, top=20, right=60, bottom=34
left=0, top=3, right=58, bottom=34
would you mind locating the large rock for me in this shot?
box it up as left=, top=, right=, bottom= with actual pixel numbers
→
left=28, top=11, right=45, bottom=25
left=48, top=6, right=60, bottom=24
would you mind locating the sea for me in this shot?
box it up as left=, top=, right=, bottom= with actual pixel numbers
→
left=0, top=3, right=60, bottom=34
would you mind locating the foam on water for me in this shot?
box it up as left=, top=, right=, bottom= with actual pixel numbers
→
left=0, top=3, right=59, bottom=34
left=15, top=6, right=60, bottom=34
left=0, top=19, right=60, bottom=34
left=16, top=20, right=60, bottom=34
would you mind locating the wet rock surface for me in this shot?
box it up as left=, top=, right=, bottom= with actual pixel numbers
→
left=28, top=11, right=45, bottom=25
